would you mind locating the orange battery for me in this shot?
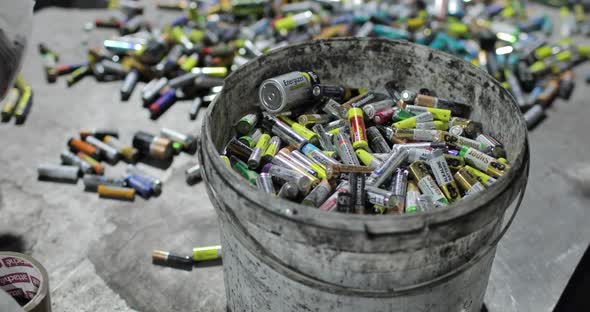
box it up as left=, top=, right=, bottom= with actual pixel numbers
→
left=69, top=138, right=99, bottom=159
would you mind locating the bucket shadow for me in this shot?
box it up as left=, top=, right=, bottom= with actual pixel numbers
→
left=0, top=233, right=26, bottom=252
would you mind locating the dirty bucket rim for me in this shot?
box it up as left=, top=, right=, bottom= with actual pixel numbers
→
left=202, top=37, right=529, bottom=233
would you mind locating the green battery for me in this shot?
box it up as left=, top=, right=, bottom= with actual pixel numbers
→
left=193, top=245, right=222, bottom=262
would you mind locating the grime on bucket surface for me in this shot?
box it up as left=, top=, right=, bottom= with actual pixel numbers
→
left=220, top=70, right=511, bottom=215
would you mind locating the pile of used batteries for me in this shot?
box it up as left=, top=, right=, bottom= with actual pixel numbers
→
left=221, top=71, right=509, bottom=214
left=37, top=127, right=202, bottom=200
left=38, top=0, right=589, bottom=128
left=1, top=75, right=33, bottom=124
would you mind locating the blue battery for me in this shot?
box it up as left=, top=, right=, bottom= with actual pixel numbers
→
left=125, top=175, right=153, bottom=198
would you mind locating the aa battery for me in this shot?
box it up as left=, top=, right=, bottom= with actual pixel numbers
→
left=344, top=91, right=381, bottom=108
left=417, top=195, right=436, bottom=211
left=142, top=77, right=168, bottom=104
left=225, top=137, right=253, bottom=162
left=149, top=89, right=177, bottom=118
left=60, top=150, right=93, bottom=174
left=267, top=162, right=313, bottom=194
left=256, top=173, right=275, bottom=194
left=186, top=164, right=203, bottom=184
left=1, top=88, right=20, bottom=122
left=85, top=136, right=120, bottom=164
left=454, top=167, right=486, bottom=197
left=69, top=138, right=100, bottom=159
left=38, top=164, right=80, bottom=182
left=312, top=85, right=359, bottom=102
left=444, top=154, right=466, bottom=171
left=363, top=99, right=394, bottom=119
left=476, top=134, right=507, bottom=159
left=302, top=179, right=332, bottom=207
left=393, top=129, right=444, bottom=142
left=277, top=115, right=319, bottom=144
left=125, top=175, right=154, bottom=198
left=120, top=69, right=139, bottom=101
left=126, top=165, right=163, bottom=194
left=261, top=136, right=281, bottom=164
left=277, top=182, right=299, bottom=200
left=366, top=149, right=409, bottom=187
left=409, top=161, right=448, bottom=206
left=336, top=193, right=353, bottom=213
left=77, top=152, right=104, bottom=174
left=319, top=181, right=349, bottom=212
left=523, top=104, right=545, bottom=129
left=366, top=127, right=391, bottom=153
left=263, top=115, right=308, bottom=149
left=405, top=181, right=420, bottom=213
left=405, top=105, right=451, bottom=121
left=334, top=132, right=360, bottom=165
left=298, top=114, right=330, bottom=126
left=390, top=168, right=409, bottom=213
left=80, top=128, right=119, bottom=140
left=401, top=90, right=418, bottom=103
left=132, top=131, right=173, bottom=160
left=459, top=146, right=509, bottom=178
left=505, top=69, right=526, bottom=107
left=348, top=108, right=369, bottom=150
left=103, top=135, right=139, bottom=163
left=83, top=175, right=126, bottom=192
left=236, top=113, right=258, bottom=135
left=356, top=149, right=383, bottom=169
left=230, top=156, right=259, bottom=186
left=312, top=124, right=335, bottom=152
left=258, top=71, right=320, bottom=113
left=98, top=185, right=135, bottom=201
left=152, top=250, right=193, bottom=268
left=322, top=99, right=348, bottom=119
left=193, top=245, right=222, bottom=262
left=365, top=186, right=397, bottom=209
left=448, top=117, right=483, bottom=139
left=291, top=150, right=327, bottom=179
left=349, top=173, right=366, bottom=214
left=373, top=107, right=397, bottom=125
left=66, top=65, right=90, bottom=87
left=248, top=133, right=271, bottom=169
left=427, top=149, right=461, bottom=203
left=160, top=128, right=198, bottom=153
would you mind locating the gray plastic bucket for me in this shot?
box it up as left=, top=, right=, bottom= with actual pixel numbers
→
left=199, top=38, right=529, bottom=312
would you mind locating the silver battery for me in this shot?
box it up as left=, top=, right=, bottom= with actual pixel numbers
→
left=258, top=71, right=319, bottom=113
left=312, top=124, right=336, bottom=152
left=322, top=99, right=348, bottom=119
left=126, top=165, right=162, bottom=194
left=189, top=97, right=204, bottom=120
left=277, top=181, right=299, bottom=200
left=268, top=164, right=311, bottom=194
left=60, top=150, right=93, bottom=174
left=160, top=127, right=197, bottom=152
left=319, top=181, right=349, bottom=212
left=390, top=168, right=408, bottom=211
left=86, top=136, right=120, bottom=163
left=401, top=89, right=417, bottom=103
left=523, top=104, right=545, bottom=129
left=185, top=164, right=202, bottom=184
left=256, top=173, right=275, bottom=194
left=365, top=185, right=397, bottom=208
left=38, top=164, right=79, bottom=182
left=169, top=72, right=200, bottom=89
left=248, top=147, right=265, bottom=169
left=334, top=132, right=360, bottom=166
left=265, top=115, right=308, bottom=149
left=366, top=148, right=409, bottom=187
left=302, top=180, right=332, bottom=207
left=143, top=77, right=168, bottom=103
left=83, top=175, right=126, bottom=191
left=362, top=99, right=394, bottom=119
left=366, top=127, right=391, bottom=153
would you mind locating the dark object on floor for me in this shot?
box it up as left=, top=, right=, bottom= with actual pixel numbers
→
left=0, top=234, right=25, bottom=252
left=554, top=243, right=590, bottom=311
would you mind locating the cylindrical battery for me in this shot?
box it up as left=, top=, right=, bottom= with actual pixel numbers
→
left=85, top=136, right=120, bottom=163
left=149, top=89, right=177, bottom=117
left=160, top=127, right=197, bottom=153
left=405, top=181, right=420, bottom=213
left=302, top=179, right=332, bottom=207
left=301, top=143, right=340, bottom=168
left=334, top=132, right=360, bottom=165
left=69, top=137, right=100, bottom=159
left=523, top=104, right=545, bottom=129
left=349, top=173, right=366, bottom=214
left=225, top=137, right=253, bottom=162
left=125, top=175, right=153, bottom=198
left=312, top=124, right=336, bottom=152
left=230, top=156, right=259, bottom=186
left=126, top=165, right=163, bottom=194
left=38, top=164, right=80, bottom=182
left=142, top=77, right=168, bottom=104
left=133, top=131, right=173, bottom=160
left=372, top=107, right=396, bottom=125
left=401, top=89, right=418, bottom=103
left=236, top=113, right=258, bottom=135
left=336, top=192, right=353, bottom=213
left=256, top=173, right=275, bottom=194
left=189, top=97, right=204, bottom=120
left=261, top=136, right=281, bottom=164
left=193, top=245, right=222, bottom=262
left=459, top=146, right=509, bottom=178
left=98, top=185, right=135, bottom=200
left=1, top=88, right=20, bottom=121
left=258, top=71, right=320, bottom=113
left=277, top=182, right=299, bottom=200
left=362, top=99, right=394, bottom=119
left=348, top=108, right=369, bottom=150
left=248, top=133, right=271, bottom=169
left=356, top=149, right=383, bottom=169
left=61, top=150, right=93, bottom=174
left=366, top=127, right=391, bottom=153
left=319, top=181, right=349, bottom=212
left=409, top=161, right=448, bottom=206
left=83, top=175, right=126, bottom=192
left=322, top=99, right=348, bottom=119
left=103, top=135, right=139, bottom=163
left=266, top=163, right=312, bottom=194
left=298, top=114, right=331, bottom=126
left=290, top=150, right=327, bottom=179
left=365, top=185, right=397, bottom=209
left=77, top=152, right=104, bottom=175
left=120, top=69, right=139, bottom=101
left=366, top=149, right=408, bottom=187
left=390, top=168, right=408, bottom=213
left=263, top=115, right=308, bottom=149
left=427, top=149, right=461, bottom=203
left=417, top=195, right=436, bottom=211
left=454, top=167, right=486, bottom=197
left=186, top=164, right=203, bottom=184
left=79, top=128, right=119, bottom=140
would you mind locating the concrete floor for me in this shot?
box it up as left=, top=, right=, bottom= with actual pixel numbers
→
left=0, top=4, right=589, bottom=312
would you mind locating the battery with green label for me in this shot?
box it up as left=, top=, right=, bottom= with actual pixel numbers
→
left=193, top=245, right=222, bottom=262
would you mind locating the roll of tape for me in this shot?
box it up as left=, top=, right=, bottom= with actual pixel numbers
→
left=0, top=252, right=51, bottom=312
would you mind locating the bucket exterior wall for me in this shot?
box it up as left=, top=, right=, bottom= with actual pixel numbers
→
left=200, top=38, right=529, bottom=312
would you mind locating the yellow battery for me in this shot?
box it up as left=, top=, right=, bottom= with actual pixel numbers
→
left=464, top=165, right=497, bottom=187
left=1, top=87, right=20, bottom=121
left=98, top=185, right=135, bottom=200
left=327, top=128, right=340, bottom=136
left=534, top=45, right=553, bottom=60
left=180, top=54, right=199, bottom=72
left=198, top=67, right=228, bottom=77
left=348, top=108, right=369, bottom=150
left=392, top=117, right=417, bottom=129
left=275, top=16, right=296, bottom=31
left=323, top=150, right=336, bottom=158
left=220, top=155, right=231, bottom=167
left=424, top=107, right=451, bottom=121
left=193, top=245, right=222, bottom=261
left=278, top=115, right=319, bottom=143
left=447, top=22, right=468, bottom=37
